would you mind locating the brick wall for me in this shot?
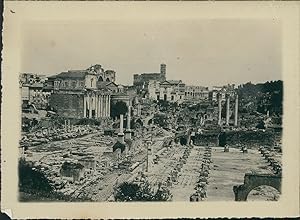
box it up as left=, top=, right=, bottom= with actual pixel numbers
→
left=49, top=93, right=84, bottom=118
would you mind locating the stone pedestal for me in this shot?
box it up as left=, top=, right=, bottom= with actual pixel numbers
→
left=125, top=130, right=132, bottom=140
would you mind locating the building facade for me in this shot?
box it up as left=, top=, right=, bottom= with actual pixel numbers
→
left=19, top=73, right=51, bottom=110
left=209, top=84, right=236, bottom=102
left=148, top=80, right=186, bottom=103
left=48, top=65, right=114, bottom=119
left=133, top=64, right=167, bottom=90
left=185, top=85, right=209, bottom=101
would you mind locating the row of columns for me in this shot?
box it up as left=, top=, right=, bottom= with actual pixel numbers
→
left=218, top=94, right=239, bottom=126
left=83, top=93, right=111, bottom=118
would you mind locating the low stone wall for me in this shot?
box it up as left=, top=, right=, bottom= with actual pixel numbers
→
left=192, top=129, right=280, bottom=147
left=192, top=133, right=218, bottom=146
left=225, top=130, right=277, bottom=147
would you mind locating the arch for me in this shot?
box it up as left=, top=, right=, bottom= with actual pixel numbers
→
left=233, top=173, right=281, bottom=201
left=134, top=118, right=143, bottom=128
left=247, top=185, right=280, bottom=201
left=98, top=76, right=103, bottom=82
left=106, top=78, right=110, bottom=82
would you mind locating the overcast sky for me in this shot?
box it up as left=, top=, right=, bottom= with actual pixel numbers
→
left=21, top=19, right=281, bottom=87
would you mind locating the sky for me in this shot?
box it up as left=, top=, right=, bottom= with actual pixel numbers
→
left=21, top=19, right=281, bottom=87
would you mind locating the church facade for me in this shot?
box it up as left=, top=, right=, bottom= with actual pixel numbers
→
left=47, top=64, right=115, bottom=119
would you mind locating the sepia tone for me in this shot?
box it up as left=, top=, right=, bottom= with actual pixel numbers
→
left=18, top=21, right=283, bottom=202
left=1, top=2, right=300, bottom=219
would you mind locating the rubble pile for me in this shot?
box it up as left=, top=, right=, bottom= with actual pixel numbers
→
left=190, top=146, right=212, bottom=201
left=20, top=125, right=97, bottom=147
left=259, top=146, right=282, bottom=175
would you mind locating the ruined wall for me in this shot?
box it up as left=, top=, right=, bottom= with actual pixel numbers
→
left=49, top=93, right=84, bottom=119
left=192, top=133, right=218, bottom=146
left=192, top=129, right=279, bottom=147
left=225, top=130, right=277, bottom=147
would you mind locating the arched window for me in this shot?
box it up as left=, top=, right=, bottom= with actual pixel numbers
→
left=106, top=78, right=110, bottom=82
left=98, top=76, right=103, bottom=82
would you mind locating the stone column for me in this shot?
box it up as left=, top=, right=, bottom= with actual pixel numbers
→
left=98, top=94, right=101, bottom=118
left=86, top=94, right=89, bottom=118
left=64, top=120, right=67, bottom=132
left=103, top=95, right=106, bottom=118
left=68, top=119, right=71, bottom=131
left=234, top=95, right=239, bottom=126
left=118, top=114, right=125, bottom=143
left=95, top=94, right=98, bottom=118
left=92, top=94, right=96, bottom=118
left=107, top=96, right=109, bottom=117
left=104, top=95, right=107, bottom=117
left=97, top=95, right=100, bottom=118
left=125, top=106, right=132, bottom=140
left=89, top=94, right=92, bottom=119
left=83, top=94, right=86, bottom=118
left=226, top=95, right=230, bottom=126
left=108, top=95, right=111, bottom=118
left=218, top=93, right=222, bottom=126
left=146, top=140, right=153, bottom=173
left=105, top=95, right=108, bottom=117
left=100, top=95, right=103, bottom=118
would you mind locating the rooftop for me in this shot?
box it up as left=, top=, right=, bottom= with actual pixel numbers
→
left=48, top=71, right=87, bottom=79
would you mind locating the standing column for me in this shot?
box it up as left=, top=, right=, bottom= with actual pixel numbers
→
left=89, top=94, right=92, bottom=119
left=102, top=95, right=105, bottom=118
left=64, top=120, right=67, bottom=132
left=103, top=95, right=107, bottom=117
left=95, top=94, right=98, bottom=118
left=97, top=95, right=100, bottom=118
left=218, top=93, right=222, bottom=126
left=105, top=95, right=108, bottom=117
left=234, top=95, right=239, bottom=126
left=98, top=94, right=101, bottom=118
left=106, top=96, right=109, bottom=117
left=118, top=114, right=125, bottom=143
left=226, top=95, right=230, bottom=126
left=68, top=119, right=71, bottom=131
left=108, top=95, right=111, bottom=118
left=83, top=95, right=86, bottom=118
left=146, top=139, right=153, bottom=173
left=125, top=106, right=132, bottom=140
left=93, top=94, right=96, bottom=118
left=100, top=95, right=103, bottom=118
left=86, top=94, right=89, bottom=118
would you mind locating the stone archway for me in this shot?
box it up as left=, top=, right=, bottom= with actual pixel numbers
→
left=233, top=173, right=281, bottom=201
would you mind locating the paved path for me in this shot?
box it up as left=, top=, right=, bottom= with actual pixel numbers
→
left=206, top=147, right=275, bottom=201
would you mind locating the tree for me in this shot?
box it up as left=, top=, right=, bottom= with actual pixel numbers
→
left=111, top=101, right=128, bottom=118
left=19, top=158, right=53, bottom=194
left=114, top=181, right=172, bottom=202
left=153, top=113, right=168, bottom=128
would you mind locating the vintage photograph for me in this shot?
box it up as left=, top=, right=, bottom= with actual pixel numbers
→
left=17, top=19, right=283, bottom=203
left=2, top=1, right=300, bottom=219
